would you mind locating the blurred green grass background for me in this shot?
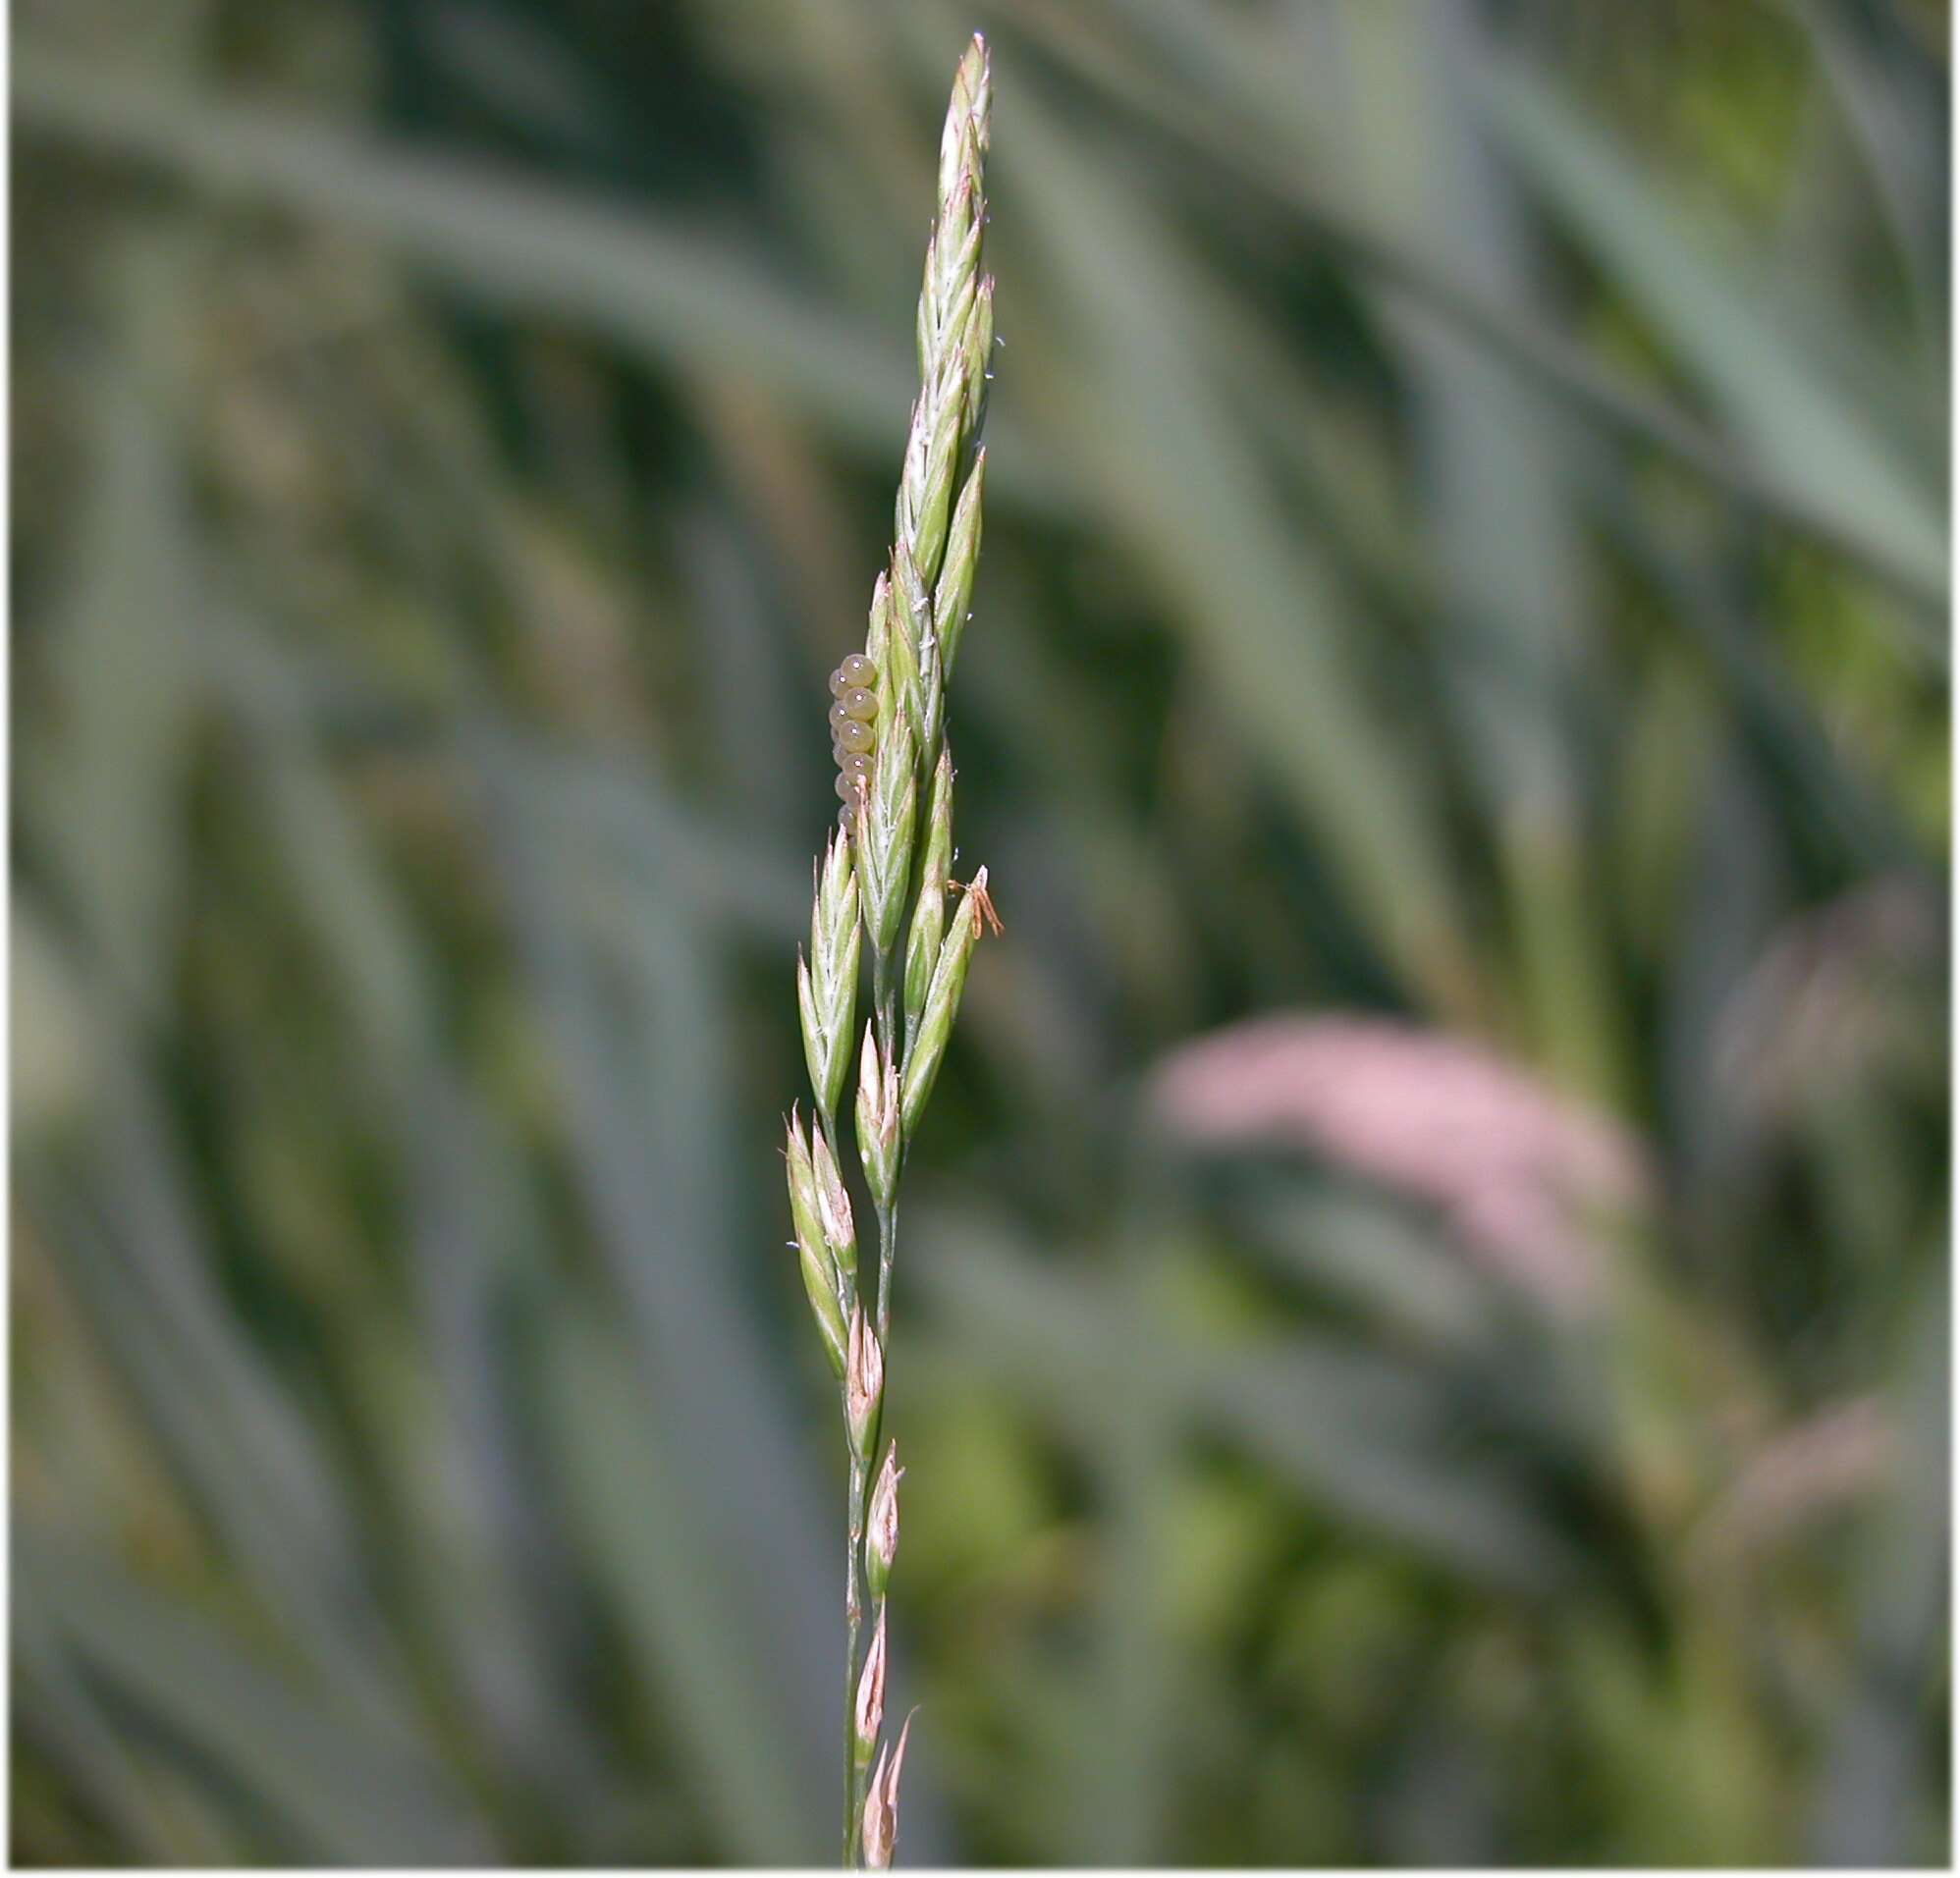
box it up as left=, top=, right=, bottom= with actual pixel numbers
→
left=11, top=0, right=1950, bottom=1864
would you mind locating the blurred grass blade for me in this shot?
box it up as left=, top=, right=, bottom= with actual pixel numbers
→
left=1236, top=1183, right=1498, bottom=1352
left=1810, top=1256, right=1949, bottom=1864
left=28, top=238, right=201, bottom=1023
left=212, top=619, right=603, bottom=1814
left=12, top=1584, right=222, bottom=1863
left=1335, top=0, right=1625, bottom=1104
left=11, top=48, right=1064, bottom=514
left=475, top=738, right=858, bottom=1861
left=1591, top=479, right=1924, bottom=872
left=1793, top=0, right=1947, bottom=324
left=490, top=732, right=810, bottom=942
left=537, top=1298, right=817, bottom=1863
left=996, top=0, right=1937, bottom=604
left=1481, top=58, right=1946, bottom=611
left=422, top=0, right=626, bottom=158
left=11, top=51, right=890, bottom=446
left=16, top=1528, right=494, bottom=1864
left=212, top=612, right=811, bottom=939
left=19, top=1156, right=424, bottom=1752
left=997, top=60, right=1481, bottom=1017
left=916, top=1215, right=1569, bottom=1587
left=1190, top=1340, right=1571, bottom=1589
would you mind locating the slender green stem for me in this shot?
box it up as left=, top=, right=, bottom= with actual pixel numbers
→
left=813, top=1095, right=864, bottom=1867
left=870, top=951, right=902, bottom=1341
left=874, top=1199, right=898, bottom=1350
left=843, top=1454, right=867, bottom=1865
left=857, top=955, right=899, bottom=1864
left=853, top=962, right=902, bottom=1864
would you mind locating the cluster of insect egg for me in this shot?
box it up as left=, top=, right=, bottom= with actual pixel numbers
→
left=828, top=652, right=880, bottom=827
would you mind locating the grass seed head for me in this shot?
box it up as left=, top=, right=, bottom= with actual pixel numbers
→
left=845, top=1306, right=885, bottom=1463
left=936, top=34, right=991, bottom=241
left=859, top=719, right=920, bottom=956
left=901, top=867, right=989, bottom=1139
left=860, top=1707, right=917, bottom=1870
left=934, top=449, right=986, bottom=679
left=866, top=1440, right=902, bottom=1598
left=887, top=546, right=934, bottom=748
left=853, top=1604, right=889, bottom=1764
left=810, top=1121, right=857, bottom=1274
left=792, top=34, right=996, bottom=1861
left=855, top=1026, right=901, bottom=1212
left=903, top=750, right=956, bottom=1029
left=801, top=833, right=862, bottom=1116
left=785, top=1111, right=826, bottom=1267
left=865, top=568, right=893, bottom=672
left=786, top=1115, right=848, bottom=1376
